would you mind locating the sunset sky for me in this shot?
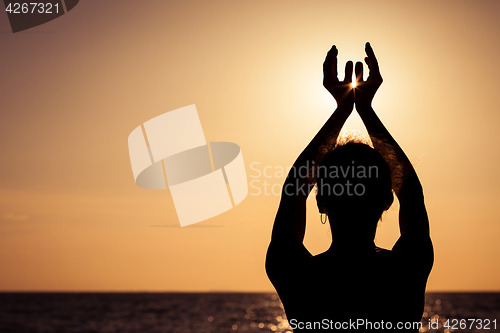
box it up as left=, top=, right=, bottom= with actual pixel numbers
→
left=1, top=0, right=499, bottom=292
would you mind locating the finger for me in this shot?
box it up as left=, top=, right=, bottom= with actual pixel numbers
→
left=343, top=60, right=353, bottom=83
left=365, top=42, right=380, bottom=75
left=323, top=45, right=339, bottom=83
left=355, top=61, right=364, bottom=84
left=364, top=57, right=372, bottom=76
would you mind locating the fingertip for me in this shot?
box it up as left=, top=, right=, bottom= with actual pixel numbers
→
left=344, top=61, right=353, bottom=81
left=355, top=61, right=363, bottom=78
left=328, top=45, right=338, bottom=56
left=346, top=60, right=353, bottom=71
left=365, top=43, right=376, bottom=58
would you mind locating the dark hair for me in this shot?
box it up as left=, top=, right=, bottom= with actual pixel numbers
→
left=310, top=134, right=401, bottom=220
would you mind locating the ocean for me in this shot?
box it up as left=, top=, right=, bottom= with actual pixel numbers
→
left=0, top=292, right=498, bottom=332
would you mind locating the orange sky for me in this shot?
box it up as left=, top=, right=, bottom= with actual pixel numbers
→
left=1, top=0, right=499, bottom=292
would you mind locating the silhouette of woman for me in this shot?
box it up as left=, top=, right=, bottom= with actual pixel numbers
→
left=266, top=43, right=433, bottom=332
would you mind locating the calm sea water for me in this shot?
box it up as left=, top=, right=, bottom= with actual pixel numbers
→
left=0, top=293, right=498, bottom=333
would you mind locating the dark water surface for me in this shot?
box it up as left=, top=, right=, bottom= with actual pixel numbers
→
left=0, top=292, right=498, bottom=332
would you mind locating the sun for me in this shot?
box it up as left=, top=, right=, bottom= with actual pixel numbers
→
left=351, top=81, right=357, bottom=88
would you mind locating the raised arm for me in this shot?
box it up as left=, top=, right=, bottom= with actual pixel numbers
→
left=354, top=42, right=430, bottom=238
left=267, top=46, right=354, bottom=258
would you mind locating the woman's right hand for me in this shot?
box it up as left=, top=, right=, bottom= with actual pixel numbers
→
left=354, top=42, right=383, bottom=108
left=323, top=45, right=355, bottom=109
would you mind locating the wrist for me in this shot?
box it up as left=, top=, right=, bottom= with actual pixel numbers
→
left=337, top=99, right=354, bottom=111
left=355, top=100, right=373, bottom=112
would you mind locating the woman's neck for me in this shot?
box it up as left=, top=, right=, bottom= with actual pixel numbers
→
left=327, top=211, right=378, bottom=251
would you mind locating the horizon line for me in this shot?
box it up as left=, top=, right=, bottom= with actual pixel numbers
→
left=1, top=290, right=499, bottom=293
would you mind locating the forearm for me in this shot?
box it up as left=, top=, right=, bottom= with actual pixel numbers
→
left=356, top=103, right=428, bottom=235
left=356, top=103, right=422, bottom=195
left=283, top=102, right=353, bottom=200
left=293, top=103, right=353, bottom=176
left=271, top=103, right=353, bottom=242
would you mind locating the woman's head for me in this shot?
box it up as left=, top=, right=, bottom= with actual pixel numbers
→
left=313, top=140, right=396, bottom=225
